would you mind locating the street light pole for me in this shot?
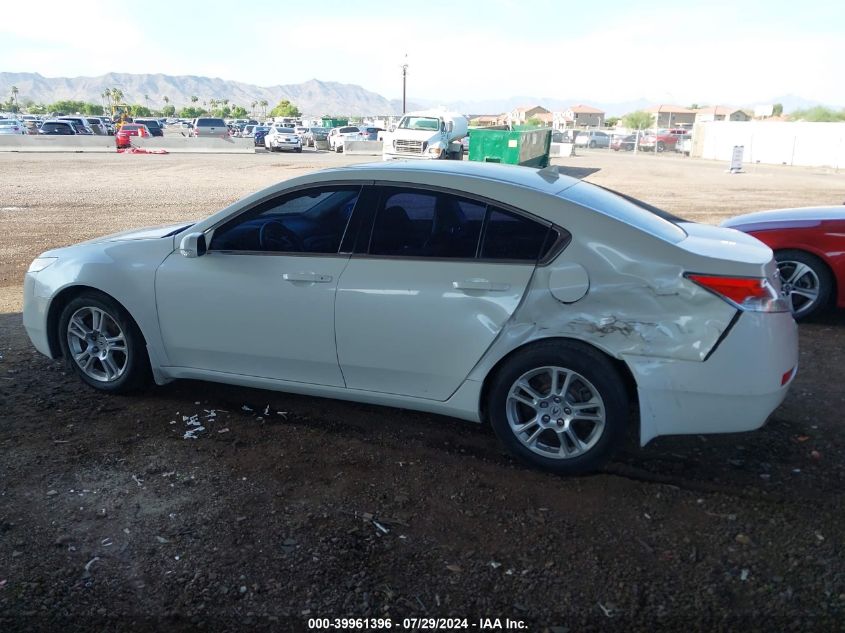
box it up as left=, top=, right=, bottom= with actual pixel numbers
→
left=401, top=54, right=408, bottom=114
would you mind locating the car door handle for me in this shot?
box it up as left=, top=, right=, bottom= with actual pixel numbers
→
left=282, top=272, right=333, bottom=283
left=452, top=279, right=510, bottom=292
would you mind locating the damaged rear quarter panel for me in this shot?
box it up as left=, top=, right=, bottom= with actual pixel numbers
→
left=467, top=203, right=737, bottom=382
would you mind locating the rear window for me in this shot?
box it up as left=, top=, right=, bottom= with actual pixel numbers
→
left=136, top=119, right=161, bottom=128
left=339, top=127, right=359, bottom=133
left=196, top=118, right=225, bottom=127
left=560, top=182, right=687, bottom=243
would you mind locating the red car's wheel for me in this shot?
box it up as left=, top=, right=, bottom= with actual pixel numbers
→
left=775, top=250, right=833, bottom=320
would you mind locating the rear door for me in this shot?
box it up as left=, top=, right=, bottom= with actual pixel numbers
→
left=335, top=185, right=555, bottom=400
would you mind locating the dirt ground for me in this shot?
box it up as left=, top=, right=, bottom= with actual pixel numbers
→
left=1, top=150, right=844, bottom=632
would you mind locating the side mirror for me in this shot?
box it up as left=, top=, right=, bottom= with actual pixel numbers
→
left=179, top=232, right=207, bottom=258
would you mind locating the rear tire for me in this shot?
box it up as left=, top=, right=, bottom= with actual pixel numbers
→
left=656, top=141, right=665, bottom=152
left=775, top=249, right=833, bottom=320
left=488, top=341, right=629, bottom=475
left=589, top=140, right=596, bottom=148
left=58, top=291, right=151, bottom=394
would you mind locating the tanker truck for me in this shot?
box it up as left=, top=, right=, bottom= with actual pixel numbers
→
left=382, top=109, right=468, bottom=161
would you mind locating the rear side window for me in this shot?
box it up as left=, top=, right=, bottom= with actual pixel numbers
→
left=480, top=207, right=549, bottom=261
left=369, top=189, right=486, bottom=258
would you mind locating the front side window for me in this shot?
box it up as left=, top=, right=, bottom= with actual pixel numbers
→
left=210, top=186, right=361, bottom=254
left=369, top=188, right=486, bottom=258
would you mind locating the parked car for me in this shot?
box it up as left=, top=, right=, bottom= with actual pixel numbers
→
left=134, top=119, right=164, bottom=137
left=191, top=117, right=228, bottom=138
left=0, top=119, right=26, bottom=135
left=57, top=117, right=94, bottom=135
left=611, top=134, right=637, bottom=151
left=574, top=130, right=610, bottom=148
left=721, top=206, right=845, bottom=320
left=38, top=120, right=80, bottom=135
left=303, top=127, right=329, bottom=147
left=638, top=128, right=688, bottom=152
left=358, top=126, right=384, bottom=141
left=551, top=130, right=575, bottom=143
left=83, top=117, right=107, bottom=135
left=327, top=126, right=363, bottom=152
left=22, top=161, right=797, bottom=475
left=115, top=124, right=151, bottom=148
left=252, top=126, right=270, bottom=147
left=264, top=126, right=302, bottom=152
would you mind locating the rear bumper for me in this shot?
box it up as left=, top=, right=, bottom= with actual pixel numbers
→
left=627, top=310, right=798, bottom=444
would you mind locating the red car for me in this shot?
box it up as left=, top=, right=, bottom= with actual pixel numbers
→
left=722, top=206, right=845, bottom=319
left=115, top=124, right=150, bottom=149
left=638, top=128, right=687, bottom=152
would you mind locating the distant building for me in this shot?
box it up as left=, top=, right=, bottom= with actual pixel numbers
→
left=471, top=114, right=504, bottom=127
left=553, top=104, right=605, bottom=129
left=507, top=105, right=550, bottom=127
left=694, top=106, right=751, bottom=123
left=645, top=104, right=696, bottom=128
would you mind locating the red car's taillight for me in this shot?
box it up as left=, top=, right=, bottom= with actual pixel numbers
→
left=686, top=274, right=789, bottom=313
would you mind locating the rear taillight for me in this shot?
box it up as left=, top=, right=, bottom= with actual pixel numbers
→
left=686, top=274, right=789, bottom=313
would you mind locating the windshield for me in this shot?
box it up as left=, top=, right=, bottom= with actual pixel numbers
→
left=398, top=116, right=440, bottom=131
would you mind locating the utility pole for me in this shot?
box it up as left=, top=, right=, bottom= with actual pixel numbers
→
left=401, top=54, right=408, bottom=114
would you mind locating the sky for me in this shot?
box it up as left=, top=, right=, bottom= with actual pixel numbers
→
left=2, top=0, right=844, bottom=107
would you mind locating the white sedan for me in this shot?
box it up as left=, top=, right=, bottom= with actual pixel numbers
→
left=23, top=162, right=797, bottom=474
left=264, top=126, right=302, bottom=152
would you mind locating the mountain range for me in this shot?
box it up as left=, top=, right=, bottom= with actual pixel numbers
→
left=0, top=71, right=833, bottom=117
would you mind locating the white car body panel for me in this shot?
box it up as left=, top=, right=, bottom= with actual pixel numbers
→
left=155, top=252, right=348, bottom=386
left=22, top=161, right=798, bottom=446
left=335, top=258, right=535, bottom=400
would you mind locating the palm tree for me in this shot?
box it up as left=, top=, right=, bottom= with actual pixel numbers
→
left=209, top=98, right=218, bottom=113
left=163, top=95, right=170, bottom=107
left=190, top=95, right=198, bottom=104
left=110, top=88, right=124, bottom=104
left=259, top=99, right=268, bottom=117
left=251, top=100, right=257, bottom=116
left=144, top=93, right=150, bottom=108
left=10, top=86, right=19, bottom=112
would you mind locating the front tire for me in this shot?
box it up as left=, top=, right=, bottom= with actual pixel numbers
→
left=775, top=249, right=833, bottom=320
left=488, top=341, right=629, bottom=475
left=58, top=291, right=150, bottom=393
left=656, top=141, right=665, bottom=152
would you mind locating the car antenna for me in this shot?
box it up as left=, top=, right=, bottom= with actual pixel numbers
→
left=537, top=165, right=560, bottom=183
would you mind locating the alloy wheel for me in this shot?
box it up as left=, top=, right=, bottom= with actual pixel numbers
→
left=506, top=366, right=606, bottom=460
left=777, top=260, right=821, bottom=317
left=66, top=306, right=129, bottom=382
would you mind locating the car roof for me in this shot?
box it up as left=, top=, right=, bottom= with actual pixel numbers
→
left=302, top=161, right=581, bottom=196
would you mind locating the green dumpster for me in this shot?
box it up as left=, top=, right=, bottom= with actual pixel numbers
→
left=321, top=117, right=349, bottom=128
left=467, top=128, right=552, bottom=168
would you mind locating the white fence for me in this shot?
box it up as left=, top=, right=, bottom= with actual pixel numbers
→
left=691, top=121, right=845, bottom=169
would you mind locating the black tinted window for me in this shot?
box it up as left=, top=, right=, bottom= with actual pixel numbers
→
left=369, top=188, right=485, bottom=258
left=197, top=118, right=225, bottom=126
left=210, top=186, right=361, bottom=254
left=481, top=207, right=549, bottom=261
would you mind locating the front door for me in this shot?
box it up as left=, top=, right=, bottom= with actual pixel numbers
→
left=155, top=185, right=363, bottom=386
